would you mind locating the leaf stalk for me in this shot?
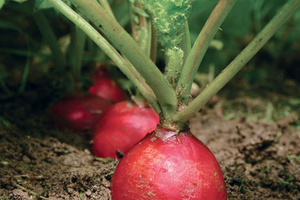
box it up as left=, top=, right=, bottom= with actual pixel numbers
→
left=176, top=0, right=237, bottom=104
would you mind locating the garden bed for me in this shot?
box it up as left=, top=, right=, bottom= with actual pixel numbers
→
left=0, top=82, right=299, bottom=200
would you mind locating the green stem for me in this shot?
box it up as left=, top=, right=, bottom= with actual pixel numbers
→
left=180, top=21, right=191, bottom=64
left=173, top=0, right=300, bottom=123
left=69, top=24, right=87, bottom=80
left=0, top=48, right=49, bottom=58
left=19, top=56, right=30, bottom=92
left=130, top=2, right=149, bottom=54
left=176, top=0, right=237, bottom=104
left=32, top=11, right=66, bottom=68
left=164, top=21, right=191, bottom=89
left=87, top=37, right=96, bottom=59
left=149, top=22, right=157, bottom=63
left=129, top=2, right=154, bottom=102
left=98, top=0, right=115, bottom=19
left=101, top=1, right=152, bottom=107
left=68, top=0, right=178, bottom=116
left=146, top=21, right=152, bottom=58
left=164, top=46, right=184, bottom=88
left=47, top=0, right=160, bottom=113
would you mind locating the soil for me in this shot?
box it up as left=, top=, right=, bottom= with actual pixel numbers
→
left=0, top=80, right=300, bottom=200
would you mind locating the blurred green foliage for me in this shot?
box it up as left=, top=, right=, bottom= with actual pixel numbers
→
left=189, top=0, right=300, bottom=81
left=0, top=0, right=299, bottom=94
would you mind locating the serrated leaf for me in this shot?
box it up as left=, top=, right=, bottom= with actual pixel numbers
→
left=132, top=6, right=149, bottom=17
left=137, top=0, right=194, bottom=47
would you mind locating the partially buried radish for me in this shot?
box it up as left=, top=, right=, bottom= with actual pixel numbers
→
left=92, top=100, right=159, bottom=158
left=88, top=78, right=126, bottom=102
left=110, top=125, right=227, bottom=200
left=49, top=95, right=112, bottom=132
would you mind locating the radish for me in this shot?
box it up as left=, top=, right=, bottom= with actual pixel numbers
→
left=110, top=125, right=227, bottom=200
left=88, top=78, right=126, bottom=102
left=92, top=100, right=159, bottom=158
left=89, top=64, right=126, bottom=102
left=49, top=95, right=112, bottom=132
left=91, top=65, right=110, bottom=81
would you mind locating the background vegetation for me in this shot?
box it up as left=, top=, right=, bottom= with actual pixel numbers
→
left=0, top=0, right=299, bottom=120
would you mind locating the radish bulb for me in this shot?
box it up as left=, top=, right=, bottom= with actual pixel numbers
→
left=92, top=100, right=159, bottom=158
left=110, top=125, right=227, bottom=200
left=91, top=66, right=110, bottom=81
left=49, top=95, right=112, bottom=132
left=88, top=78, right=126, bottom=102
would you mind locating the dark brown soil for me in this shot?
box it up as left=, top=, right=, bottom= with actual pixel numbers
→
left=0, top=85, right=300, bottom=199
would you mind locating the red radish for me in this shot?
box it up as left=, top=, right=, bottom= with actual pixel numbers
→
left=92, top=100, right=159, bottom=158
left=88, top=78, right=126, bottom=102
left=92, top=65, right=110, bottom=81
left=110, top=125, right=227, bottom=200
left=49, top=95, right=112, bottom=132
left=89, top=64, right=126, bottom=102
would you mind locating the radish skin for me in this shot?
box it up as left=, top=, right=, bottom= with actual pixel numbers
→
left=92, top=101, right=159, bottom=158
left=111, top=126, right=227, bottom=200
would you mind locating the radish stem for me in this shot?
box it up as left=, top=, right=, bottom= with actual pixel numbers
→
left=69, top=24, right=86, bottom=80
left=180, top=21, right=191, bottom=64
left=176, top=0, right=237, bottom=104
left=19, top=55, right=30, bottom=92
left=130, top=2, right=149, bottom=54
left=149, top=22, right=157, bottom=63
left=32, top=11, right=66, bottom=68
left=98, top=0, right=115, bottom=19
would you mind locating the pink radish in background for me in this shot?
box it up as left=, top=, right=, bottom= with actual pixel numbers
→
left=92, top=100, right=159, bottom=158
left=49, top=95, right=112, bottom=132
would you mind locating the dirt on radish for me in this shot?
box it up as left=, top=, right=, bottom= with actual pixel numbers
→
left=0, top=79, right=299, bottom=200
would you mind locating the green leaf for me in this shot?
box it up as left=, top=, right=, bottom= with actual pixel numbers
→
left=137, top=0, right=194, bottom=47
left=0, top=20, right=23, bottom=32
left=0, top=116, right=11, bottom=127
left=132, top=6, right=149, bottom=17
left=0, top=0, right=5, bottom=10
